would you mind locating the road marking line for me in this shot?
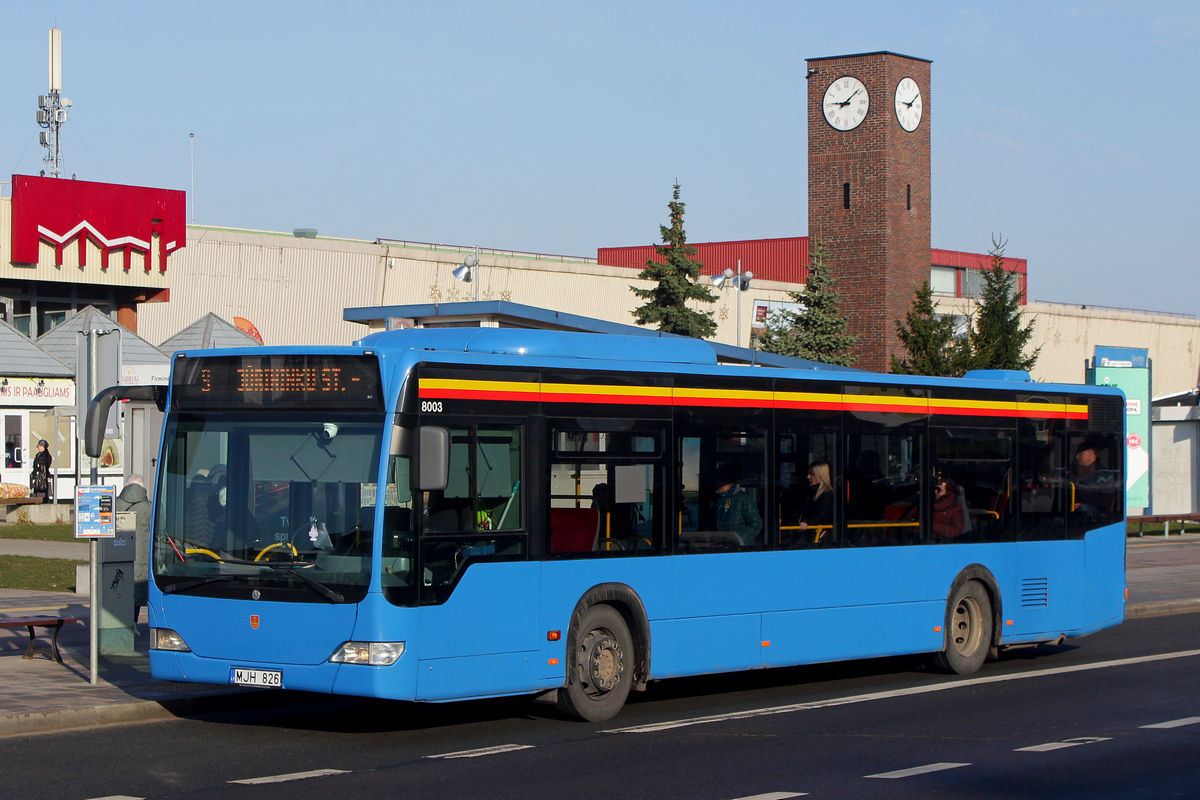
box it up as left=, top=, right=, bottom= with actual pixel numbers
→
left=1016, top=736, right=1112, bottom=752
left=865, top=762, right=971, bottom=779
left=1141, top=716, right=1200, bottom=729
left=426, top=744, right=536, bottom=759
left=84, top=796, right=143, bottom=800
left=604, top=648, right=1200, bottom=734
left=229, top=769, right=348, bottom=784
left=731, top=793, right=807, bottom=800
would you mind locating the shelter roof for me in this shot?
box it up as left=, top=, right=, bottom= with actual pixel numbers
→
left=158, top=313, right=262, bottom=355
left=35, top=306, right=170, bottom=371
left=0, top=317, right=74, bottom=378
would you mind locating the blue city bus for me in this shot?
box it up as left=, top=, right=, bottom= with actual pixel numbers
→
left=86, top=328, right=1126, bottom=721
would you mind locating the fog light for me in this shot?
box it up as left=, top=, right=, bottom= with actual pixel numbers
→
left=329, top=641, right=405, bottom=666
left=150, top=628, right=191, bottom=652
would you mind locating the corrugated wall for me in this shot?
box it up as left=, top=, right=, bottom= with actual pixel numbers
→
left=137, top=229, right=381, bottom=347
left=138, top=227, right=805, bottom=348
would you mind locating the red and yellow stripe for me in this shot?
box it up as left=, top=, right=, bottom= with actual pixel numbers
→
left=419, top=377, right=1089, bottom=420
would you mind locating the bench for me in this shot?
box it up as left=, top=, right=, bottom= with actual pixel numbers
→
left=1128, top=514, right=1200, bottom=537
left=0, top=616, right=80, bottom=662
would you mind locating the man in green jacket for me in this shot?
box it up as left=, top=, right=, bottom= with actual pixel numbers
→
left=714, top=466, right=762, bottom=546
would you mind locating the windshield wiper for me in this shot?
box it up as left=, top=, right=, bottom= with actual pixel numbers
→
left=162, top=575, right=240, bottom=595
left=265, top=563, right=345, bottom=603
left=162, top=557, right=345, bottom=604
left=214, top=556, right=345, bottom=604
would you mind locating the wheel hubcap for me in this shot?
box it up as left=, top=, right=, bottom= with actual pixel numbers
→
left=951, top=595, right=982, bottom=657
left=579, top=628, right=623, bottom=696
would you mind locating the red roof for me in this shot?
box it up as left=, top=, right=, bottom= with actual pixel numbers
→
left=598, top=238, right=809, bottom=284
left=599, top=238, right=1026, bottom=292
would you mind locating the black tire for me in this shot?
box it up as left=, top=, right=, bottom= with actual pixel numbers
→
left=556, top=605, right=634, bottom=722
left=931, top=580, right=993, bottom=674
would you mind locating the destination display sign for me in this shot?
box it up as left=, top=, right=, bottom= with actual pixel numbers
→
left=171, top=354, right=383, bottom=411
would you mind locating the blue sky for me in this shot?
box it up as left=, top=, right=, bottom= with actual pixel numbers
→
left=2, top=1, right=1197, bottom=314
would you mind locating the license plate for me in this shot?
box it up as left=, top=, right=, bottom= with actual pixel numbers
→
left=230, top=668, right=283, bottom=688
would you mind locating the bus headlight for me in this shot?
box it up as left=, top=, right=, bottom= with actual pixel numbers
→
left=150, top=628, right=191, bottom=652
left=329, top=641, right=405, bottom=666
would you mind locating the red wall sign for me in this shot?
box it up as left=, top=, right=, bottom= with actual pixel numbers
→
left=10, top=174, right=186, bottom=272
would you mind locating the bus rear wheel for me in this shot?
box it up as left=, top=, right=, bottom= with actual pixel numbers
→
left=932, top=580, right=993, bottom=675
left=557, top=605, right=633, bottom=722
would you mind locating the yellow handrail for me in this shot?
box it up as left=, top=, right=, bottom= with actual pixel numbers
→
left=254, top=542, right=298, bottom=562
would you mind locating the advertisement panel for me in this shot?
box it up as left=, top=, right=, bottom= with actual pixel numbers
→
left=1089, top=351, right=1151, bottom=509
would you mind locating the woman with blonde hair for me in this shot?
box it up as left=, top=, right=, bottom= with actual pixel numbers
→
left=799, top=460, right=834, bottom=543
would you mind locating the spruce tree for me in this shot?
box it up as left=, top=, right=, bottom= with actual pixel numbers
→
left=891, top=280, right=968, bottom=377
left=755, top=240, right=858, bottom=366
left=966, top=236, right=1040, bottom=372
left=630, top=184, right=718, bottom=338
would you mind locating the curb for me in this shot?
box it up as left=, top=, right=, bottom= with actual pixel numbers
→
left=1126, top=599, right=1200, bottom=619
left=0, top=689, right=266, bottom=739
left=0, top=698, right=176, bottom=738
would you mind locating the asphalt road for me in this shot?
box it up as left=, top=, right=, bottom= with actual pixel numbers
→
left=4, top=613, right=1199, bottom=800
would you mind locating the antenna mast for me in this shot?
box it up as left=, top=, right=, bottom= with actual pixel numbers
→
left=37, top=28, right=71, bottom=178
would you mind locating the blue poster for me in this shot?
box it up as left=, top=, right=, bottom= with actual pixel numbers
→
left=75, top=485, right=116, bottom=538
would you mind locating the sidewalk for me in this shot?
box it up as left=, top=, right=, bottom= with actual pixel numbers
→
left=0, top=534, right=1197, bottom=738
left=0, top=588, right=261, bottom=737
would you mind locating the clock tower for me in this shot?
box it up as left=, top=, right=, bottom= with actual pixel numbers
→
left=807, top=51, right=931, bottom=372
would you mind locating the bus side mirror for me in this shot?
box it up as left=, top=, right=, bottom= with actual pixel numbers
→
left=415, top=426, right=449, bottom=492
left=84, top=385, right=161, bottom=458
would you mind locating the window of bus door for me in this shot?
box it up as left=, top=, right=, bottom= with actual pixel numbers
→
left=676, top=417, right=767, bottom=553
left=154, top=414, right=384, bottom=604
left=418, top=424, right=525, bottom=605
left=548, top=424, right=664, bottom=556
left=843, top=388, right=924, bottom=547
left=931, top=427, right=1016, bottom=543
left=1017, top=415, right=1067, bottom=540
left=777, top=428, right=838, bottom=549
left=380, top=447, right=417, bottom=606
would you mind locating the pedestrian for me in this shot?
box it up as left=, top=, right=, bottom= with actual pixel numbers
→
left=117, top=474, right=152, bottom=628
left=30, top=439, right=52, bottom=500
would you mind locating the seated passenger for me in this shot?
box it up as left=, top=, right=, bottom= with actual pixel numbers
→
left=713, top=465, right=762, bottom=545
left=798, top=460, right=834, bottom=543
left=932, top=477, right=964, bottom=540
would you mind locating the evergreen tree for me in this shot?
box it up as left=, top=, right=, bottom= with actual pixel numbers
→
left=756, top=240, right=858, bottom=366
left=891, top=280, right=968, bottom=377
left=630, top=184, right=718, bottom=338
left=966, top=235, right=1040, bottom=372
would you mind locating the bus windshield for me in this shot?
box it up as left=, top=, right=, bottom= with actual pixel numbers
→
left=153, top=412, right=386, bottom=603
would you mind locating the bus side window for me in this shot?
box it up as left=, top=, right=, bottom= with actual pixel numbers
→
left=676, top=424, right=766, bottom=552
left=844, top=430, right=922, bottom=547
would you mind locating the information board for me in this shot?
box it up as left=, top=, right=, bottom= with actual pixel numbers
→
left=1090, top=366, right=1151, bottom=510
left=75, top=485, right=116, bottom=538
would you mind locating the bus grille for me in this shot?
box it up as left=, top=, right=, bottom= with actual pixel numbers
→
left=1021, top=577, right=1049, bottom=607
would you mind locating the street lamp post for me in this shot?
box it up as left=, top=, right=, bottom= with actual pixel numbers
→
left=711, top=259, right=753, bottom=347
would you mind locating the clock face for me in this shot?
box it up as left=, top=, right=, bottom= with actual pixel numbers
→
left=894, top=77, right=923, bottom=131
left=822, top=76, right=870, bottom=131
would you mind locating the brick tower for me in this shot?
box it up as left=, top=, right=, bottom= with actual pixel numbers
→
left=806, top=51, right=931, bottom=372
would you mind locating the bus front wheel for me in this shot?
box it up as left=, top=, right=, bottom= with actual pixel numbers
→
left=557, top=604, right=633, bottom=722
left=931, top=580, right=993, bottom=675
